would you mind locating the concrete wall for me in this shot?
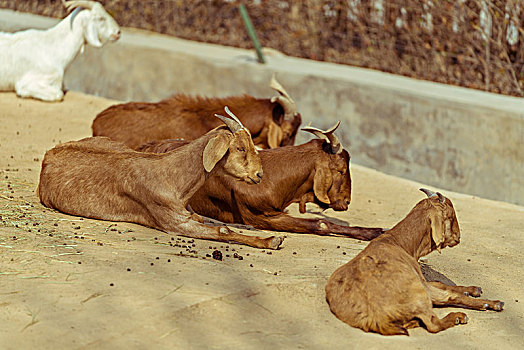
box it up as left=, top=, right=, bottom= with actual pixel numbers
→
left=2, top=10, right=523, bottom=205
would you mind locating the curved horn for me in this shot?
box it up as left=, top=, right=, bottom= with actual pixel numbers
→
left=269, top=73, right=297, bottom=121
left=419, top=188, right=437, bottom=198
left=224, top=106, right=246, bottom=130
left=301, top=121, right=342, bottom=154
left=324, top=121, right=341, bottom=154
left=301, top=125, right=328, bottom=142
left=214, top=106, right=244, bottom=133
left=63, top=1, right=101, bottom=12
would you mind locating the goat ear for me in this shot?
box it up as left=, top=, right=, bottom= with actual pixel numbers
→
left=313, top=165, right=333, bottom=204
left=429, top=212, right=445, bottom=253
left=267, top=121, right=283, bottom=149
left=203, top=134, right=231, bottom=173
left=85, top=19, right=103, bottom=47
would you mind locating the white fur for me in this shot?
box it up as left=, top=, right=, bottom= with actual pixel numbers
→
left=0, top=3, right=119, bottom=102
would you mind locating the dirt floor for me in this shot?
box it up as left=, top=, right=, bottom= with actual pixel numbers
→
left=0, top=91, right=523, bottom=349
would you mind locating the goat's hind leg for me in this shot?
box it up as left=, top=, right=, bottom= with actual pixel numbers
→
left=427, top=283, right=504, bottom=311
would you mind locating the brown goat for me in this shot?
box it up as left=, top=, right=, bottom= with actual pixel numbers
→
left=137, top=122, right=384, bottom=240
left=92, top=74, right=302, bottom=150
left=325, top=189, right=504, bottom=335
left=38, top=108, right=284, bottom=249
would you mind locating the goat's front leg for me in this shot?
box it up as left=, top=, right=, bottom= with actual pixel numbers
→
left=428, top=281, right=482, bottom=297
left=155, top=208, right=284, bottom=249
left=324, top=221, right=385, bottom=240
left=247, top=212, right=383, bottom=240
left=417, top=311, right=469, bottom=333
left=15, top=73, right=64, bottom=102
left=176, top=221, right=284, bottom=250
left=298, top=192, right=316, bottom=214
left=426, top=283, right=504, bottom=311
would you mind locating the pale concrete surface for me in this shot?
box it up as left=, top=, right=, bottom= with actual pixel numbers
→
left=0, top=91, right=523, bottom=350
left=1, top=9, right=523, bottom=206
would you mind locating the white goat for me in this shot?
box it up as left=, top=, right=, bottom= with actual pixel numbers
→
left=0, top=1, right=120, bottom=102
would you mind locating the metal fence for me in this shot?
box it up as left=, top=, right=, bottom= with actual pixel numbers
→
left=1, top=0, right=522, bottom=96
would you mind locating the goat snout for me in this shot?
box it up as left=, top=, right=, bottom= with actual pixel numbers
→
left=331, top=200, right=349, bottom=211
left=447, top=237, right=460, bottom=248
left=256, top=171, right=263, bottom=180
left=249, top=176, right=261, bottom=184
left=111, top=30, right=121, bottom=41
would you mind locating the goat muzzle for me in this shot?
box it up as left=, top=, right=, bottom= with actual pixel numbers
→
left=330, top=200, right=349, bottom=211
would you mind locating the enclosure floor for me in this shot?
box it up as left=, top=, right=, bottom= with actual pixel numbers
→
left=0, top=91, right=522, bottom=349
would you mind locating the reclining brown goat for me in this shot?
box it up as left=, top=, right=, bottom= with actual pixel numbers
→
left=38, top=107, right=284, bottom=249
left=92, top=74, right=302, bottom=149
left=137, top=122, right=384, bottom=241
left=325, top=189, right=503, bottom=335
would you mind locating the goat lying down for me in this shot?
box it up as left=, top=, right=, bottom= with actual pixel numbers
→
left=92, top=74, right=302, bottom=149
left=0, top=1, right=120, bottom=101
left=325, top=189, right=504, bottom=335
left=38, top=107, right=284, bottom=249
left=137, top=122, right=384, bottom=241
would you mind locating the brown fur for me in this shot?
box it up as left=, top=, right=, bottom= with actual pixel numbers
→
left=92, top=94, right=302, bottom=149
left=38, top=126, right=284, bottom=249
left=137, top=138, right=384, bottom=240
left=325, top=193, right=504, bottom=335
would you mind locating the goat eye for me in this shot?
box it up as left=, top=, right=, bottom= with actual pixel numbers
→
left=237, top=147, right=246, bottom=152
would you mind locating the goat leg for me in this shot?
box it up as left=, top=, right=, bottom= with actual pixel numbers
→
left=417, top=311, right=468, bottom=333
left=15, top=74, right=64, bottom=102
left=428, top=281, right=482, bottom=297
left=426, top=283, right=504, bottom=311
left=172, top=221, right=284, bottom=250
left=246, top=213, right=383, bottom=240
left=298, top=193, right=315, bottom=214
left=325, top=222, right=385, bottom=241
left=153, top=208, right=284, bottom=249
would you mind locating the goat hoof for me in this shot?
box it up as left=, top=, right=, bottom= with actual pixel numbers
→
left=319, top=222, right=327, bottom=230
left=268, top=236, right=284, bottom=250
left=455, top=313, right=468, bottom=325
left=471, top=286, right=482, bottom=297
left=493, top=301, right=504, bottom=311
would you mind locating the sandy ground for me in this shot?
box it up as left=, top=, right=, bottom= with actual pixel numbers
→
left=0, top=91, right=522, bottom=349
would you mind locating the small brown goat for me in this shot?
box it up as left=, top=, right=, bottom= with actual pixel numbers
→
left=137, top=122, right=383, bottom=240
left=325, top=189, right=504, bottom=335
left=38, top=107, right=284, bottom=249
left=92, top=74, right=302, bottom=150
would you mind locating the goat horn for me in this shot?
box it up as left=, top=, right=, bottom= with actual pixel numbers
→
left=224, top=106, right=245, bottom=129
left=419, top=188, right=437, bottom=198
left=324, top=121, right=341, bottom=154
left=269, top=73, right=297, bottom=121
left=214, top=106, right=244, bottom=133
left=63, top=1, right=100, bottom=12
left=301, top=121, right=342, bottom=154
left=436, top=192, right=446, bottom=204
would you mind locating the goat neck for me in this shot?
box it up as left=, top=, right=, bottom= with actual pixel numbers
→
left=258, top=139, right=325, bottom=207
left=376, top=200, right=435, bottom=260
left=153, top=129, right=227, bottom=205
left=45, top=9, right=90, bottom=68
